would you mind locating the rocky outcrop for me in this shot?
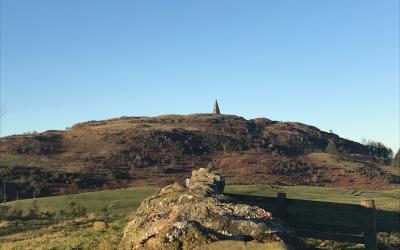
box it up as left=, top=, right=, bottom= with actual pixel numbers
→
left=120, top=168, right=305, bottom=250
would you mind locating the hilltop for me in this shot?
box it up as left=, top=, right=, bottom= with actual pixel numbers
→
left=0, top=114, right=397, bottom=200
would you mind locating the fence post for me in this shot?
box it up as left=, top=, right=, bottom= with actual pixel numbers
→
left=276, top=192, right=286, bottom=220
left=360, top=199, right=377, bottom=250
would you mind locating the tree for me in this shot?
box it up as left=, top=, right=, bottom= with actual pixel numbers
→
left=67, top=199, right=87, bottom=217
left=0, top=204, right=10, bottom=219
left=361, top=138, right=393, bottom=159
left=129, top=163, right=135, bottom=178
left=2, top=178, right=6, bottom=203
left=393, top=149, right=400, bottom=168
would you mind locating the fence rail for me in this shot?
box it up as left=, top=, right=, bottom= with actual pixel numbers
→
left=224, top=192, right=378, bottom=250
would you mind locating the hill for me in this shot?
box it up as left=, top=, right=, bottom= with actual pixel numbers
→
left=0, top=114, right=398, bottom=200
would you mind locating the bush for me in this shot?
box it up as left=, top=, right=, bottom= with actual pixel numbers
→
left=7, top=205, right=23, bottom=219
left=57, top=209, right=67, bottom=219
left=67, top=200, right=87, bottom=217
left=0, top=204, right=10, bottom=219
left=28, top=200, right=40, bottom=218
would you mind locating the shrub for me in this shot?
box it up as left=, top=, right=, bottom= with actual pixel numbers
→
left=28, top=200, right=40, bottom=218
left=67, top=200, right=87, bottom=217
left=0, top=204, right=10, bottom=219
left=8, top=205, right=23, bottom=219
left=101, top=204, right=109, bottom=215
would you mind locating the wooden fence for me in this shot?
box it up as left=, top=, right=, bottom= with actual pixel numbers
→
left=224, top=192, right=379, bottom=250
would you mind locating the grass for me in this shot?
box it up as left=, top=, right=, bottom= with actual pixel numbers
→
left=0, top=153, right=58, bottom=171
left=224, top=185, right=400, bottom=211
left=5, top=186, right=158, bottom=216
left=381, top=164, right=400, bottom=176
left=306, top=152, right=363, bottom=171
left=0, top=219, right=125, bottom=250
left=225, top=185, right=400, bottom=249
left=1, top=186, right=159, bottom=250
left=0, top=185, right=399, bottom=250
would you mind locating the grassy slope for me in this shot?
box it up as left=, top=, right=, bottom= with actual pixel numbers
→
left=225, top=185, right=400, bottom=211
left=0, top=186, right=158, bottom=250
left=1, top=185, right=399, bottom=250
left=5, top=186, right=158, bottom=215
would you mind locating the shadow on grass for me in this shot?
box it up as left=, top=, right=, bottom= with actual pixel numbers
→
left=224, top=193, right=400, bottom=234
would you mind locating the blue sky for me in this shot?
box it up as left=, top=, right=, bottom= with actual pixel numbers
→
left=1, top=0, right=399, bottom=151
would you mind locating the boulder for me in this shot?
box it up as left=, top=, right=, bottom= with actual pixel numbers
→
left=0, top=220, right=11, bottom=228
left=120, top=168, right=305, bottom=250
left=93, top=221, right=108, bottom=231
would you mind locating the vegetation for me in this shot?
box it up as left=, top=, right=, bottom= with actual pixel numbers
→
left=2, top=186, right=157, bottom=217
left=224, top=185, right=399, bottom=211
left=227, top=185, right=399, bottom=249
left=393, top=149, right=400, bottom=168
left=0, top=186, right=158, bottom=250
left=361, top=138, right=393, bottom=159
left=0, top=185, right=398, bottom=249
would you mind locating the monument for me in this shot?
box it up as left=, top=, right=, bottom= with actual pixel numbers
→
left=213, top=100, right=221, bottom=115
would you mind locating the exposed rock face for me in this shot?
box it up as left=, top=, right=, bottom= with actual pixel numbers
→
left=120, top=168, right=305, bottom=250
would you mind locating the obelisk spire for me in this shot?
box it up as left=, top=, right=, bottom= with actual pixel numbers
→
left=213, top=100, right=221, bottom=115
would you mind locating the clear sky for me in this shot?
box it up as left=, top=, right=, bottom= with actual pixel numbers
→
left=1, top=0, right=399, bottom=151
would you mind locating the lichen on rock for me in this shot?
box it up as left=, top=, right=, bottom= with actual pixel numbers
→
left=120, top=168, right=305, bottom=250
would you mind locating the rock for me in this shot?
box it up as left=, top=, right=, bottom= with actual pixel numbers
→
left=185, top=168, right=225, bottom=194
left=73, top=217, right=87, bottom=224
left=0, top=220, right=11, bottom=228
left=120, top=168, right=305, bottom=250
left=93, top=221, right=108, bottom=231
left=87, top=212, right=98, bottom=221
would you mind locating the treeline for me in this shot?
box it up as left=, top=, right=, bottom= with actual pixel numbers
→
left=393, top=149, right=400, bottom=168
left=361, top=138, right=393, bottom=159
left=0, top=165, right=107, bottom=202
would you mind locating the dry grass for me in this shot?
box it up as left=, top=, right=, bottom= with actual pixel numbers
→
left=0, top=220, right=123, bottom=250
left=306, top=152, right=364, bottom=171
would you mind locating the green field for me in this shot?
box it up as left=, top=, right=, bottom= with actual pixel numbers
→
left=225, top=185, right=400, bottom=211
left=3, top=186, right=158, bottom=216
left=0, top=185, right=399, bottom=250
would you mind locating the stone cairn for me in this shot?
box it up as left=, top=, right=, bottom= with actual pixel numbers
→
left=120, top=168, right=305, bottom=250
